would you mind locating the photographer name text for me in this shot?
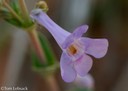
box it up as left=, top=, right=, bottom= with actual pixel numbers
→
left=1, top=86, right=28, bottom=91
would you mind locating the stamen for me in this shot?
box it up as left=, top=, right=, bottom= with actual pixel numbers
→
left=67, top=44, right=77, bottom=55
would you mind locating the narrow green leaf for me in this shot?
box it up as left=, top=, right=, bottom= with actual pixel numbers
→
left=31, top=33, right=59, bottom=76
left=38, top=33, right=56, bottom=65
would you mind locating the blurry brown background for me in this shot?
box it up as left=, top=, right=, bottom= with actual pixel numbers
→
left=0, top=0, right=128, bottom=91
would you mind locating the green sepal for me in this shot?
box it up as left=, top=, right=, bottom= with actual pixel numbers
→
left=31, top=33, right=59, bottom=76
left=5, top=18, right=22, bottom=27
left=3, top=0, right=23, bottom=27
left=0, top=0, right=34, bottom=28
left=0, top=7, right=12, bottom=18
left=10, top=0, right=21, bottom=16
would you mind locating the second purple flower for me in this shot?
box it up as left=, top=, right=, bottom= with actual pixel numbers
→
left=31, top=9, right=109, bottom=83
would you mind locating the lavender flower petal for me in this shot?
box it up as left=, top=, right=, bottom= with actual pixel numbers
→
left=74, top=54, right=93, bottom=76
left=62, top=25, right=88, bottom=49
left=61, top=35, right=74, bottom=49
left=81, top=38, right=109, bottom=58
left=60, top=52, right=76, bottom=82
left=72, top=25, right=88, bottom=39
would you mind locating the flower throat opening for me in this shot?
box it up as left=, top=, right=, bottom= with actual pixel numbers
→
left=67, top=45, right=77, bottom=55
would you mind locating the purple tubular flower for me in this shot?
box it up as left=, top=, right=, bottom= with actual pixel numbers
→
left=31, top=9, right=109, bottom=83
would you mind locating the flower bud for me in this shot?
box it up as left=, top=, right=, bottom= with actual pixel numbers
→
left=36, top=1, right=49, bottom=12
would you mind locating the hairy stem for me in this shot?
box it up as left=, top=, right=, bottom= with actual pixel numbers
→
left=27, top=26, right=46, bottom=64
left=46, top=75, right=60, bottom=91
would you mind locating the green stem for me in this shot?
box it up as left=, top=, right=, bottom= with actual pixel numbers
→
left=3, top=1, right=23, bottom=23
left=27, top=25, right=46, bottom=64
left=18, top=0, right=29, bottom=20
